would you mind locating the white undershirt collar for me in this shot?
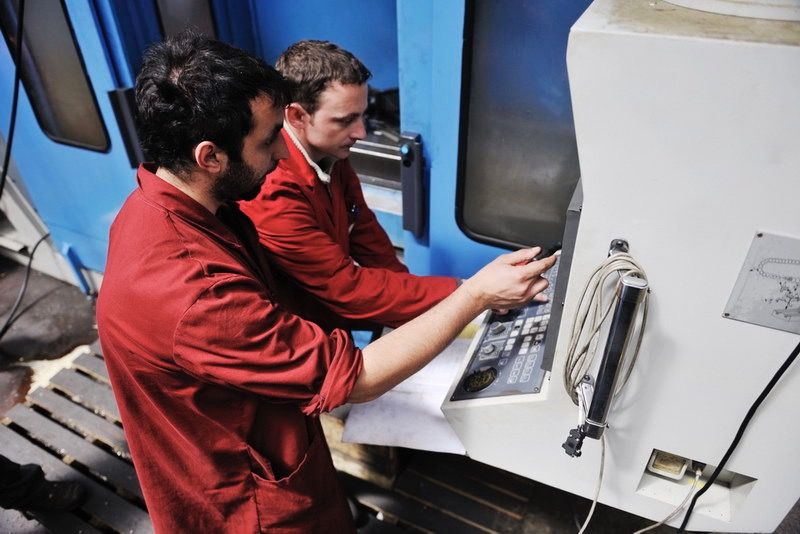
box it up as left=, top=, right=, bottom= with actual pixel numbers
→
left=284, top=123, right=334, bottom=185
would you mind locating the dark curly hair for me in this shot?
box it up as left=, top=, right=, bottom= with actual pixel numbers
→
left=135, top=31, right=289, bottom=175
left=276, top=40, right=371, bottom=115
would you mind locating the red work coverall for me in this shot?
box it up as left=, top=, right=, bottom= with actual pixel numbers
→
left=239, top=129, right=457, bottom=332
left=97, top=165, right=360, bottom=533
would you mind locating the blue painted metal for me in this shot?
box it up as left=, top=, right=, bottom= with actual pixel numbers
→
left=91, top=0, right=161, bottom=86
left=398, top=0, right=504, bottom=279
left=0, top=1, right=582, bottom=286
left=374, top=210, right=403, bottom=249
left=93, top=0, right=258, bottom=80
left=0, top=0, right=136, bottom=273
left=61, top=243, right=92, bottom=295
left=211, top=0, right=257, bottom=54
left=250, top=0, right=398, bottom=90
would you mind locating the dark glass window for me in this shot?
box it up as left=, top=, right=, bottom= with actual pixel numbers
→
left=0, top=0, right=109, bottom=151
left=155, top=0, right=216, bottom=38
left=456, top=0, right=590, bottom=249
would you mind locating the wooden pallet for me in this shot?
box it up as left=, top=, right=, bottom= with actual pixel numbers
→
left=1, top=345, right=151, bottom=533
left=1, top=342, right=541, bottom=533
left=343, top=451, right=536, bottom=534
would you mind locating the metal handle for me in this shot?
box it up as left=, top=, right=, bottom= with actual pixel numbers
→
left=562, top=274, right=648, bottom=457
left=584, top=275, right=648, bottom=438
left=399, top=132, right=425, bottom=238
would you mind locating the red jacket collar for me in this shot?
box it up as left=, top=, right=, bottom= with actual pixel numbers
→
left=278, top=129, right=322, bottom=190
left=136, top=163, right=244, bottom=250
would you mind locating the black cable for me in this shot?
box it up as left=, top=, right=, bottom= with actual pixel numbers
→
left=0, top=0, right=25, bottom=201
left=0, top=231, right=49, bottom=342
left=677, top=338, right=800, bottom=532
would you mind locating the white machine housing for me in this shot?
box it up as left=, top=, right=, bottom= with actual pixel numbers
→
left=442, top=0, right=800, bottom=531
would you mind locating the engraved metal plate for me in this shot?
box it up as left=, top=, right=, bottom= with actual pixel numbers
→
left=724, top=232, right=800, bottom=334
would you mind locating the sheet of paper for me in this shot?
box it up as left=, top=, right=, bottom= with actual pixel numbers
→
left=343, top=315, right=485, bottom=454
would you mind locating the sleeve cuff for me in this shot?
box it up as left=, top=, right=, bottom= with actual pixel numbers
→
left=302, top=329, right=364, bottom=415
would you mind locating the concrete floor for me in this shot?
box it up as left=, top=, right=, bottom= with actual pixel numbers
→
left=0, top=255, right=798, bottom=533
left=0, top=255, right=96, bottom=413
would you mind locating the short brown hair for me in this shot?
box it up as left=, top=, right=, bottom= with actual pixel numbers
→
left=276, top=40, right=371, bottom=114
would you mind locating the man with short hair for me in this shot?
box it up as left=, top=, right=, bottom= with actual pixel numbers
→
left=240, top=40, right=458, bottom=333
left=97, top=32, right=554, bottom=532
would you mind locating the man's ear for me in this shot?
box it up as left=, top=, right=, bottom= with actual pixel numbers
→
left=193, top=141, right=226, bottom=173
left=285, top=103, right=310, bottom=130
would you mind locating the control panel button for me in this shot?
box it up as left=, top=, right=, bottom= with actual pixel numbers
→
left=480, top=343, right=496, bottom=355
left=450, top=254, right=559, bottom=401
left=463, top=367, right=498, bottom=392
left=489, top=322, right=506, bottom=335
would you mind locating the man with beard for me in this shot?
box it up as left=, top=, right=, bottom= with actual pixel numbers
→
left=96, top=32, right=555, bottom=533
left=240, top=41, right=458, bottom=333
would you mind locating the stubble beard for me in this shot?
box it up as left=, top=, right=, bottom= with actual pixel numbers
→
left=212, top=159, right=269, bottom=204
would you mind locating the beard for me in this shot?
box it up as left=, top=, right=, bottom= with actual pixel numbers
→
left=211, top=158, right=269, bottom=204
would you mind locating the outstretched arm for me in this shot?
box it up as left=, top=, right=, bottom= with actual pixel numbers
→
left=350, top=248, right=557, bottom=402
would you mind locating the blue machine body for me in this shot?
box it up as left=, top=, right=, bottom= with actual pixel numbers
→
left=0, top=0, right=586, bottom=283
left=0, top=0, right=134, bottom=272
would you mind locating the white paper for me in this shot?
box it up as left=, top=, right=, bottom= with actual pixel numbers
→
left=343, top=317, right=485, bottom=454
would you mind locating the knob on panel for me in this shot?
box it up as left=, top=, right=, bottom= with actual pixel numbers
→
left=463, top=367, right=498, bottom=392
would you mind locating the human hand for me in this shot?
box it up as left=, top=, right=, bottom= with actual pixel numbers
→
left=461, top=247, right=557, bottom=311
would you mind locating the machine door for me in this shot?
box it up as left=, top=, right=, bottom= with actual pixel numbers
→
left=0, top=0, right=255, bottom=282
left=456, top=0, right=590, bottom=251
left=0, top=0, right=147, bottom=278
left=396, top=0, right=590, bottom=279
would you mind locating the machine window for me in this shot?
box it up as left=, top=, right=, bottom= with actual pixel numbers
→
left=0, top=0, right=109, bottom=151
left=155, top=0, right=216, bottom=38
left=456, top=0, right=588, bottom=249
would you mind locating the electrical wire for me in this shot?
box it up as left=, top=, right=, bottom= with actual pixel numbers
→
left=0, top=1, right=43, bottom=345
left=633, top=468, right=702, bottom=534
left=677, top=339, right=800, bottom=532
left=563, top=251, right=649, bottom=405
left=0, top=232, right=49, bottom=341
left=577, top=433, right=606, bottom=534
left=565, top=251, right=648, bottom=533
left=0, top=0, right=26, bottom=201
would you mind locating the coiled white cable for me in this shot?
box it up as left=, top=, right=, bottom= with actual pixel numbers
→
left=563, top=251, right=649, bottom=405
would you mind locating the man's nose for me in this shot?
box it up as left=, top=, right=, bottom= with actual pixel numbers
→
left=351, top=118, right=367, bottom=140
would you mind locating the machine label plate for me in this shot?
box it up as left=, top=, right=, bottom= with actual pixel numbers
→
left=724, top=232, right=800, bottom=334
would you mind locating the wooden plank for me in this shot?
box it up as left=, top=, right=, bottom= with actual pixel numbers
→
left=49, top=369, right=120, bottom=422
left=88, top=339, right=103, bottom=358
left=414, top=453, right=533, bottom=501
left=358, top=514, right=407, bottom=534
left=395, top=469, right=520, bottom=533
left=6, top=405, right=143, bottom=500
left=0, top=506, right=103, bottom=534
left=0, top=425, right=152, bottom=533
left=341, top=472, right=485, bottom=534
left=27, top=388, right=130, bottom=461
left=72, top=353, right=109, bottom=383
left=0, top=509, right=49, bottom=533
left=25, top=509, right=102, bottom=534
left=407, top=456, right=529, bottom=516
